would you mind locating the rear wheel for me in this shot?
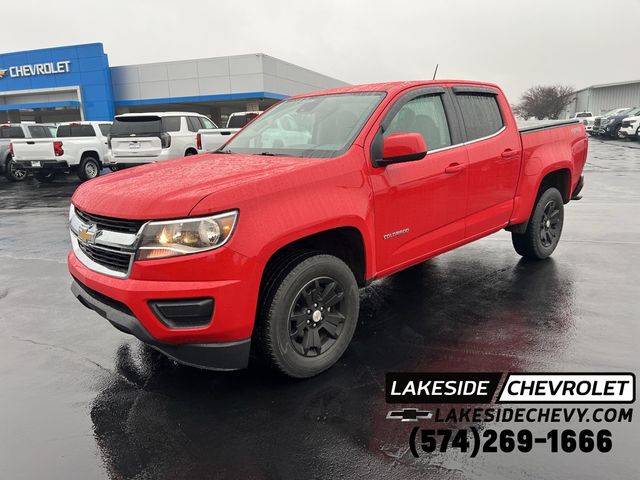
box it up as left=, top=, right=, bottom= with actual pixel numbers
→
left=4, top=156, right=27, bottom=182
left=254, top=253, right=360, bottom=378
left=512, top=187, right=564, bottom=260
left=78, top=156, right=100, bottom=181
left=34, top=170, right=56, bottom=183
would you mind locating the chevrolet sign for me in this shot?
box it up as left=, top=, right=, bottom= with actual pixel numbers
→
left=0, top=60, right=71, bottom=79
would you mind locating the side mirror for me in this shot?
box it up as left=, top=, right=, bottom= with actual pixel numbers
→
left=377, top=132, right=427, bottom=167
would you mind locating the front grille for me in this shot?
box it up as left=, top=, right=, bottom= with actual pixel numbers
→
left=78, top=241, right=133, bottom=274
left=593, top=118, right=601, bottom=127
left=75, top=209, right=146, bottom=234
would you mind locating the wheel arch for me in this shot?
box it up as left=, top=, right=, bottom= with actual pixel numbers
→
left=80, top=150, right=101, bottom=165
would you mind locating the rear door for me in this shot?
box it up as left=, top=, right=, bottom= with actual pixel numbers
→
left=110, top=116, right=165, bottom=158
left=452, top=87, right=522, bottom=238
left=370, top=87, right=469, bottom=273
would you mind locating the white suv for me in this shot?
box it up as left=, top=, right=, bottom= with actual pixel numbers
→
left=107, top=112, right=217, bottom=167
left=619, top=116, right=640, bottom=140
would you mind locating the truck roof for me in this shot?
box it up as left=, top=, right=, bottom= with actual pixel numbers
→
left=290, top=80, right=502, bottom=99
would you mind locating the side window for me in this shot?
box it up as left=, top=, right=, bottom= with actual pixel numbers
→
left=99, top=124, right=111, bottom=136
left=186, top=117, right=201, bottom=132
left=456, top=94, right=504, bottom=141
left=384, top=94, right=452, bottom=151
left=162, top=117, right=181, bottom=132
left=200, top=117, right=217, bottom=129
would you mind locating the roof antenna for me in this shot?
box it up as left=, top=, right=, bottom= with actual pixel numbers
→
left=432, top=64, right=439, bottom=80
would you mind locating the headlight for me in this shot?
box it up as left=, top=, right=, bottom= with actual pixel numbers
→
left=601, top=118, right=610, bottom=125
left=137, top=210, right=238, bottom=260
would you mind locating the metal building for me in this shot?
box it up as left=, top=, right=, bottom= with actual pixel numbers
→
left=564, top=80, right=640, bottom=118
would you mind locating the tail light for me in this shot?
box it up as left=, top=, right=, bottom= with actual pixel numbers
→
left=53, top=141, right=64, bottom=157
left=160, top=132, right=171, bottom=149
left=9, top=143, right=13, bottom=156
left=196, top=133, right=202, bottom=150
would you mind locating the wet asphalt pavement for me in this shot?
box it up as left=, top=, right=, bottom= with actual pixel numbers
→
left=0, top=138, right=639, bottom=479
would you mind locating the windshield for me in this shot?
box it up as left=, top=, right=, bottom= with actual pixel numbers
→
left=227, top=113, right=259, bottom=129
left=222, top=93, right=385, bottom=158
left=624, top=107, right=640, bottom=116
left=575, top=112, right=591, bottom=118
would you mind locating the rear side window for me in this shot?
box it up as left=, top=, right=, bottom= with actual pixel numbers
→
left=28, top=126, right=52, bottom=138
left=384, top=94, right=452, bottom=151
left=162, top=117, right=181, bottom=132
left=186, top=117, right=201, bottom=132
left=99, top=124, right=111, bottom=136
left=0, top=126, right=25, bottom=138
left=56, top=125, right=96, bottom=137
left=456, top=94, right=504, bottom=141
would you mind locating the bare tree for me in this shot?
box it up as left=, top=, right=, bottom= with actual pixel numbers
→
left=515, top=85, right=575, bottom=120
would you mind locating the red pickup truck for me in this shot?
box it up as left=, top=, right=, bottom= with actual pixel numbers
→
left=69, top=80, right=587, bottom=377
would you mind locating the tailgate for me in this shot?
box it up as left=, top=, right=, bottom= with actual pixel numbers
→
left=11, top=139, right=56, bottom=161
left=111, top=136, right=162, bottom=158
left=200, top=128, right=239, bottom=152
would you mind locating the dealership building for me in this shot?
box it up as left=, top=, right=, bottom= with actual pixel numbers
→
left=564, top=79, right=640, bottom=118
left=0, top=43, right=347, bottom=125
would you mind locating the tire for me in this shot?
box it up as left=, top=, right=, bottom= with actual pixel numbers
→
left=78, top=156, right=100, bottom=181
left=254, top=253, right=360, bottom=378
left=4, top=156, right=28, bottom=182
left=185, top=150, right=197, bottom=156
left=512, top=187, right=564, bottom=260
left=34, top=170, right=56, bottom=183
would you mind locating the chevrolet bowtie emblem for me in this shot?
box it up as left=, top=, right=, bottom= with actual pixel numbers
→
left=386, top=408, right=433, bottom=422
left=0, top=69, right=7, bottom=79
left=78, top=225, right=99, bottom=243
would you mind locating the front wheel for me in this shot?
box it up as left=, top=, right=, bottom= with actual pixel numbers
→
left=254, top=253, right=360, bottom=378
left=512, top=187, right=564, bottom=260
left=33, top=170, right=56, bottom=183
left=4, top=156, right=27, bottom=182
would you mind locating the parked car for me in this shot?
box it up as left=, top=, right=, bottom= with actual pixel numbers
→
left=571, top=111, right=595, bottom=131
left=107, top=112, right=216, bottom=168
left=68, top=80, right=587, bottom=378
left=599, top=107, right=640, bottom=138
left=589, top=107, right=631, bottom=136
left=619, top=115, right=640, bottom=140
left=11, top=121, right=112, bottom=182
left=197, top=111, right=262, bottom=152
left=0, top=123, right=54, bottom=181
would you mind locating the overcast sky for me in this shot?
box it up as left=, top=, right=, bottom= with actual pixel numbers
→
left=3, top=0, right=638, bottom=101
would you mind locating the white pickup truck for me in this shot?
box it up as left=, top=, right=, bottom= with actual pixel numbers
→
left=11, top=121, right=111, bottom=182
left=197, top=111, right=262, bottom=152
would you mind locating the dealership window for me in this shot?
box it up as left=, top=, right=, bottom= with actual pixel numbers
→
left=162, top=117, right=181, bottom=132
left=0, top=126, right=25, bottom=138
left=456, top=94, right=504, bottom=141
left=384, top=94, right=452, bottom=151
left=57, top=125, right=96, bottom=137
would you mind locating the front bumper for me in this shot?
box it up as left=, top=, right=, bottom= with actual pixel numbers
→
left=71, top=279, right=250, bottom=370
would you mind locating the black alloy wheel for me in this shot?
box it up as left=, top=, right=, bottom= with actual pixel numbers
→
left=539, top=199, right=562, bottom=248
left=288, top=276, right=346, bottom=357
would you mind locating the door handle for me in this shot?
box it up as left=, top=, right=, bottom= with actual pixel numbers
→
left=444, top=163, right=465, bottom=174
left=501, top=149, right=519, bottom=159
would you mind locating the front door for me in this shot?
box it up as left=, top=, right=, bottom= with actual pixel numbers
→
left=370, top=90, right=469, bottom=274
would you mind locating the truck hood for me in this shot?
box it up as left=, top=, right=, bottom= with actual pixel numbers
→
left=71, top=153, right=305, bottom=219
